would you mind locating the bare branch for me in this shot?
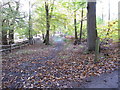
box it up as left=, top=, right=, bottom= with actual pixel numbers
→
left=1, top=2, right=10, bottom=7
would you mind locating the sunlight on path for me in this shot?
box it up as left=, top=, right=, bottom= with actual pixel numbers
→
left=53, top=36, right=64, bottom=42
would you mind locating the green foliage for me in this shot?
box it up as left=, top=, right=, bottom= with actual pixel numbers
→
left=96, top=17, right=104, bottom=25
left=62, top=0, right=86, bottom=11
left=34, top=1, right=70, bottom=36
left=97, top=20, right=118, bottom=41
left=2, top=0, right=118, bottom=44
left=2, top=1, right=29, bottom=39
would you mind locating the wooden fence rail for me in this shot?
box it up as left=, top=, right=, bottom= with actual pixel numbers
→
left=0, top=40, right=29, bottom=52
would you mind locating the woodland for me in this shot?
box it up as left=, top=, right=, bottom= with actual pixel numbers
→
left=0, top=0, right=119, bottom=88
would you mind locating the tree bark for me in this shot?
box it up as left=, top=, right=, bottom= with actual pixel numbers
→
left=79, top=8, right=84, bottom=43
left=87, top=1, right=97, bottom=51
left=74, top=11, right=78, bottom=40
left=43, top=0, right=55, bottom=45
left=74, top=10, right=78, bottom=45
left=42, top=33, right=45, bottom=40
left=106, top=0, right=110, bottom=36
left=2, top=30, right=8, bottom=45
left=44, top=1, right=50, bottom=45
left=2, top=19, right=8, bottom=45
left=28, top=1, right=33, bottom=44
left=9, top=29, right=14, bottom=44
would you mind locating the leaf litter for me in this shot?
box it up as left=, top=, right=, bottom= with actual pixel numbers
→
left=2, top=41, right=119, bottom=88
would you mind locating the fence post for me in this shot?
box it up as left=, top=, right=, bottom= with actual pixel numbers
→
left=9, top=44, right=11, bottom=52
left=94, top=37, right=100, bottom=63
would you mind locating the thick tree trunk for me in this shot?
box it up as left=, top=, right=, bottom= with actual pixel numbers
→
left=87, top=2, right=97, bottom=51
left=79, top=8, right=84, bottom=43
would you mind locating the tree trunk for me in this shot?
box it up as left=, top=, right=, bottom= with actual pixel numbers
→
left=87, top=1, right=97, bottom=51
left=28, top=1, right=33, bottom=44
left=74, top=11, right=78, bottom=40
left=44, top=1, right=50, bottom=45
left=45, top=30, right=49, bottom=45
left=74, top=11, right=78, bottom=45
left=8, top=1, right=20, bottom=44
left=102, top=6, right=104, bottom=21
left=106, top=0, right=110, bottom=36
left=43, top=36, right=46, bottom=43
left=9, top=29, right=14, bottom=44
left=2, top=19, right=8, bottom=45
left=42, top=33, right=45, bottom=40
left=2, top=30, right=8, bottom=45
left=79, top=8, right=84, bottom=43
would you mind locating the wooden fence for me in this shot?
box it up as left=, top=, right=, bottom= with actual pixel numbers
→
left=0, top=40, right=29, bottom=52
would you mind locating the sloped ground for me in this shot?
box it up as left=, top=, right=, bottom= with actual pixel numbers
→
left=2, top=39, right=119, bottom=88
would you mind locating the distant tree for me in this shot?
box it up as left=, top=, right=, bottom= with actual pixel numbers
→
left=8, top=1, right=20, bottom=44
left=79, top=7, right=84, bottom=43
left=43, top=1, right=50, bottom=45
left=34, top=0, right=68, bottom=44
left=28, top=1, right=33, bottom=44
left=62, top=1, right=86, bottom=45
left=106, top=0, right=111, bottom=36
left=2, top=19, right=8, bottom=45
left=1, top=1, right=26, bottom=45
left=43, top=0, right=55, bottom=45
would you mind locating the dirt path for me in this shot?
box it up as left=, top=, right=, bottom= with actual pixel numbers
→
left=2, top=40, right=64, bottom=88
left=2, top=38, right=118, bottom=88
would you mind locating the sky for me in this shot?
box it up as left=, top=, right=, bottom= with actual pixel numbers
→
left=1, top=0, right=119, bottom=21
left=96, top=0, right=120, bottom=21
